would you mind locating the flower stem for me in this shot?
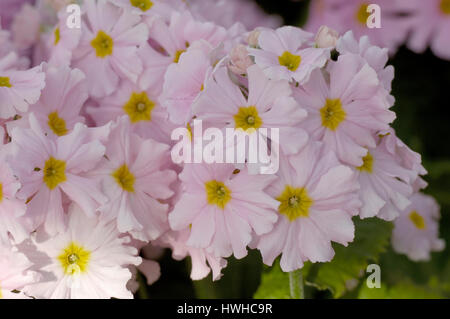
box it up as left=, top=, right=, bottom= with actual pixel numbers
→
left=289, top=269, right=304, bottom=299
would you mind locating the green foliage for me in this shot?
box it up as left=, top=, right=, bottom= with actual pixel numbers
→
left=253, top=262, right=291, bottom=299
left=304, top=218, right=393, bottom=298
left=358, top=281, right=443, bottom=299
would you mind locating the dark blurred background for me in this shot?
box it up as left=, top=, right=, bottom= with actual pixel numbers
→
left=140, top=0, right=450, bottom=299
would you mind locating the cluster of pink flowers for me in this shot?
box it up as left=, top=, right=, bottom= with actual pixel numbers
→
left=0, top=0, right=445, bottom=299
left=305, top=0, right=450, bottom=60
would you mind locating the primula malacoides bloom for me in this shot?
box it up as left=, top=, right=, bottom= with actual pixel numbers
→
left=94, top=117, right=177, bottom=241
left=257, top=143, right=360, bottom=272
left=22, top=204, right=141, bottom=299
left=72, top=0, right=149, bottom=97
left=0, top=0, right=444, bottom=300
left=169, top=163, right=279, bottom=259
left=10, top=115, right=107, bottom=235
left=249, top=26, right=330, bottom=84
left=392, top=192, right=445, bottom=261
left=294, top=53, right=395, bottom=166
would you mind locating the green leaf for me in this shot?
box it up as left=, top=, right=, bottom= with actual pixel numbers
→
left=305, top=217, right=393, bottom=298
left=358, top=281, right=443, bottom=299
left=253, top=261, right=291, bottom=299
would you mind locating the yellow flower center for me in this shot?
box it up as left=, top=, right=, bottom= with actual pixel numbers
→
left=0, top=77, right=12, bottom=88
left=277, top=185, right=313, bottom=221
left=440, top=0, right=450, bottom=14
left=409, top=210, right=426, bottom=229
left=123, top=92, right=155, bottom=123
left=173, top=49, right=186, bottom=63
left=58, top=242, right=91, bottom=275
left=43, top=157, right=67, bottom=190
left=278, top=51, right=301, bottom=72
left=91, top=30, right=114, bottom=58
left=357, top=152, right=374, bottom=173
left=47, top=111, right=68, bottom=136
left=234, top=106, right=263, bottom=132
left=205, top=180, right=231, bottom=209
left=0, top=183, right=3, bottom=203
left=320, top=98, right=346, bottom=131
left=187, top=122, right=193, bottom=141
left=130, top=0, right=153, bottom=11
left=54, top=27, right=60, bottom=45
left=356, top=3, right=370, bottom=25
left=112, top=164, right=135, bottom=192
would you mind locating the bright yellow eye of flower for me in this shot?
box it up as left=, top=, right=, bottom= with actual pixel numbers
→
left=205, top=180, right=231, bottom=209
left=54, top=27, right=60, bottom=45
left=130, top=0, right=153, bottom=11
left=43, top=157, right=67, bottom=190
left=278, top=51, right=301, bottom=72
left=409, top=210, right=426, bottom=229
left=440, top=0, right=450, bottom=14
left=112, top=164, right=135, bottom=193
left=356, top=3, right=370, bottom=24
left=58, top=242, right=91, bottom=275
left=48, top=112, right=68, bottom=136
left=0, top=183, right=3, bottom=203
left=0, top=76, right=12, bottom=88
left=320, top=98, right=346, bottom=131
left=276, top=185, right=313, bottom=221
left=173, top=49, right=186, bottom=63
left=91, top=30, right=114, bottom=58
left=357, top=152, right=374, bottom=173
left=234, top=106, right=263, bottom=131
left=123, top=92, right=156, bottom=123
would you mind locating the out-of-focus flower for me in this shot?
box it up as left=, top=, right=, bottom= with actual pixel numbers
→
left=188, top=0, right=282, bottom=30
left=304, top=0, right=410, bottom=54
left=402, top=0, right=450, bottom=60
left=0, top=0, right=35, bottom=30
left=392, top=192, right=445, bottom=261
left=10, top=3, right=41, bottom=50
left=111, top=0, right=186, bottom=19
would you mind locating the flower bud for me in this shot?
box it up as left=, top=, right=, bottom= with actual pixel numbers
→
left=314, top=25, right=339, bottom=48
left=247, top=29, right=261, bottom=47
left=229, top=44, right=254, bottom=75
